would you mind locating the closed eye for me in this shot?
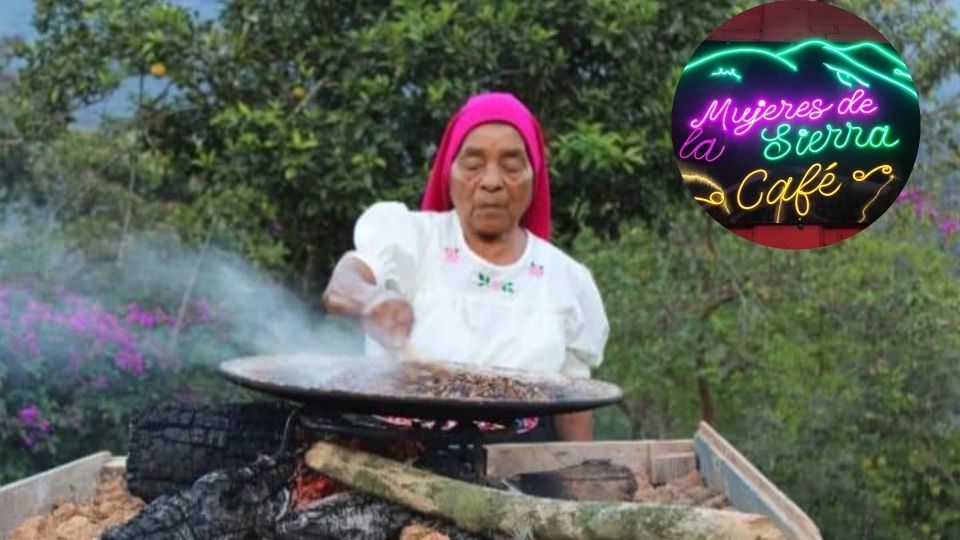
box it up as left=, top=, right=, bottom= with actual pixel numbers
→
left=502, top=158, right=525, bottom=173
left=462, top=158, right=484, bottom=172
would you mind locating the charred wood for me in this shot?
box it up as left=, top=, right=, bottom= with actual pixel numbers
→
left=103, top=453, right=296, bottom=540
left=125, top=402, right=291, bottom=502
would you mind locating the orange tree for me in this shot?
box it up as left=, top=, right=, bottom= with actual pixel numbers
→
left=10, top=0, right=749, bottom=292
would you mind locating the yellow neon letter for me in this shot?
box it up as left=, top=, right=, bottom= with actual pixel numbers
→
left=737, top=168, right=767, bottom=210
left=817, top=162, right=841, bottom=197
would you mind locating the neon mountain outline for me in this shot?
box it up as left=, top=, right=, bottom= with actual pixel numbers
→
left=682, top=39, right=917, bottom=99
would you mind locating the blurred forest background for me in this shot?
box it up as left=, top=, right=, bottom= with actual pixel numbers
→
left=0, top=1, right=958, bottom=538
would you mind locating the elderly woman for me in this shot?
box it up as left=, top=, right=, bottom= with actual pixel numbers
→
left=322, top=92, right=609, bottom=441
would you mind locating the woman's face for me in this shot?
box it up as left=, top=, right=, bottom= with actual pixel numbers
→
left=449, top=123, right=534, bottom=240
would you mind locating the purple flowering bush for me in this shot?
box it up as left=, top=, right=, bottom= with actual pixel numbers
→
left=0, top=278, right=245, bottom=484
left=895, top=187, right=960, bottom=246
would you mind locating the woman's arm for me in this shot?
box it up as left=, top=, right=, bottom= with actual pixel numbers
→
left=553, top=411, right=593, bottom=441
left=321, top=254, right=379, bottom=317
left=322, top=254, right=414, bottom=349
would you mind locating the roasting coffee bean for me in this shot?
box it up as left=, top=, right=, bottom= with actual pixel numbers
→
left=325, top=361, right=555, bottom=402
left=396, top=364, right=549, bottom=401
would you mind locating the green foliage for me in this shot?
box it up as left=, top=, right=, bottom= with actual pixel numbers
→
left=10, top=0, right=749, bottom=293
left=3, top=2, right=960, bottom=539
left=836, top=0, right=960, bottom=204
left=577, top=203, right=960, bottom=539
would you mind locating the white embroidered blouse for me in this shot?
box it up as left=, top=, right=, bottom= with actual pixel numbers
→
left=346, top=201, right=609, bottom=379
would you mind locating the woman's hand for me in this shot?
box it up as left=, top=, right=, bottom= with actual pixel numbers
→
left=322, top=254, right=414, bottom=350
left=361, top=289, right=414, bottom=350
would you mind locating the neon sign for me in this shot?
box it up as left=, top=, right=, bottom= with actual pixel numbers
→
left=688, top=162, right=897, bottom=224
left=823, top=62, right=870, bottom=88
left=672, top=38, right=920, bottom=226
left=683, top=39, right=918, bottom=98
left=709, top=67, right=742, bottom=82
left=689, top=88, right=877, bottom=139
left=759, top=121, right=900, bottom=161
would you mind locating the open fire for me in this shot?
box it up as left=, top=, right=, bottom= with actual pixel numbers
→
left=102, top=404, right=518, bottom=539
left=87, top=358, right=780, bottom=540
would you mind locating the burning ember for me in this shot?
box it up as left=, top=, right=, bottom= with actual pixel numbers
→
left=289, top=433, right=430, bottom=511
left=291, top=463, right=348, bottom=511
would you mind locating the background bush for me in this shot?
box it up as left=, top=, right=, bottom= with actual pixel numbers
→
left=1, top=1, right=958, bottom=538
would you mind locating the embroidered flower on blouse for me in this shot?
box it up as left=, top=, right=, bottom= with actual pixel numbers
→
left=476, top=272, right=515, bottom=294
left=443, top=247, right=460, bottom=264
left=528, top=262, right=544, bottom=278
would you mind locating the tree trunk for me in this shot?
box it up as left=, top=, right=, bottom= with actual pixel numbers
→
left=695, top=354, right=716, bottom=425
left=306, top=441, right=786, bottom=540
left=126, top=402, right=291, bottom=502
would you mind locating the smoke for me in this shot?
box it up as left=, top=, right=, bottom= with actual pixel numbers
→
left=0, top=171, right=364, bottom=471
left=0, top=203, right=363, bottom=381
left=122, top=236, right=363, bottom=357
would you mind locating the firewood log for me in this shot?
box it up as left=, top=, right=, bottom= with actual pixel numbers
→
left=103, top=453, right=295, bottom=540
left=126, top=402, right=291, bottom=501
left=274, top=491, right=498, bottom=540
left=305, top=441, right=786, bottom=540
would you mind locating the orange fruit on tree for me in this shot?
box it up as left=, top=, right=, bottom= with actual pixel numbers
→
left=149, top=62, right=167, bottom=78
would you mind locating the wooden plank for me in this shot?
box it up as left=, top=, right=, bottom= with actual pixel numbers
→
left=484, top=440, right=690, bottom=480
left=103, top=456, right=127, bottom=474
left=695, top=422, right=822, bottom=540
left=486, top=441, right=651, bottom=479
left=0, top=451, right=112, bottom=539
left=649, top=440, right=697, bottom=458
left=650, top=452, right=697, bottom=485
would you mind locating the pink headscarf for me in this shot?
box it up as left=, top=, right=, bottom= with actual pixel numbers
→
left=420, top=92, right=552, bottom=241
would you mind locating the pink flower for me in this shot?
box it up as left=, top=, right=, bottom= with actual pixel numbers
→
left=528, top=262, right=544, bottom=278
left=489, top=278, right=502, bottom=290
left=114, top=348, right=145, bottom=376
left=18, top=404, right=40, bottom=426
left=897, top=187, right=924, bottom=205
left=19, top=299, right=53, bottom=327
left=442, top=247, right=460, bottom=264
left=939, top=217, right=960, bottom=239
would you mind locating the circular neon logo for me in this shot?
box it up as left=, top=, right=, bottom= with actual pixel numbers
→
left=671, top=1, right=920, bottom=248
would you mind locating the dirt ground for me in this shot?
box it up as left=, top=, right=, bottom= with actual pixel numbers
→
left=398, top=523, right=452, bottom=540
left=633, top=468, right=733, bottom=509
left=8, top=471, right=144, bottom=540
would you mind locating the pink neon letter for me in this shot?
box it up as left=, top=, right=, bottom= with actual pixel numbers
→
left=679, top=127, right=725, bottom=163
